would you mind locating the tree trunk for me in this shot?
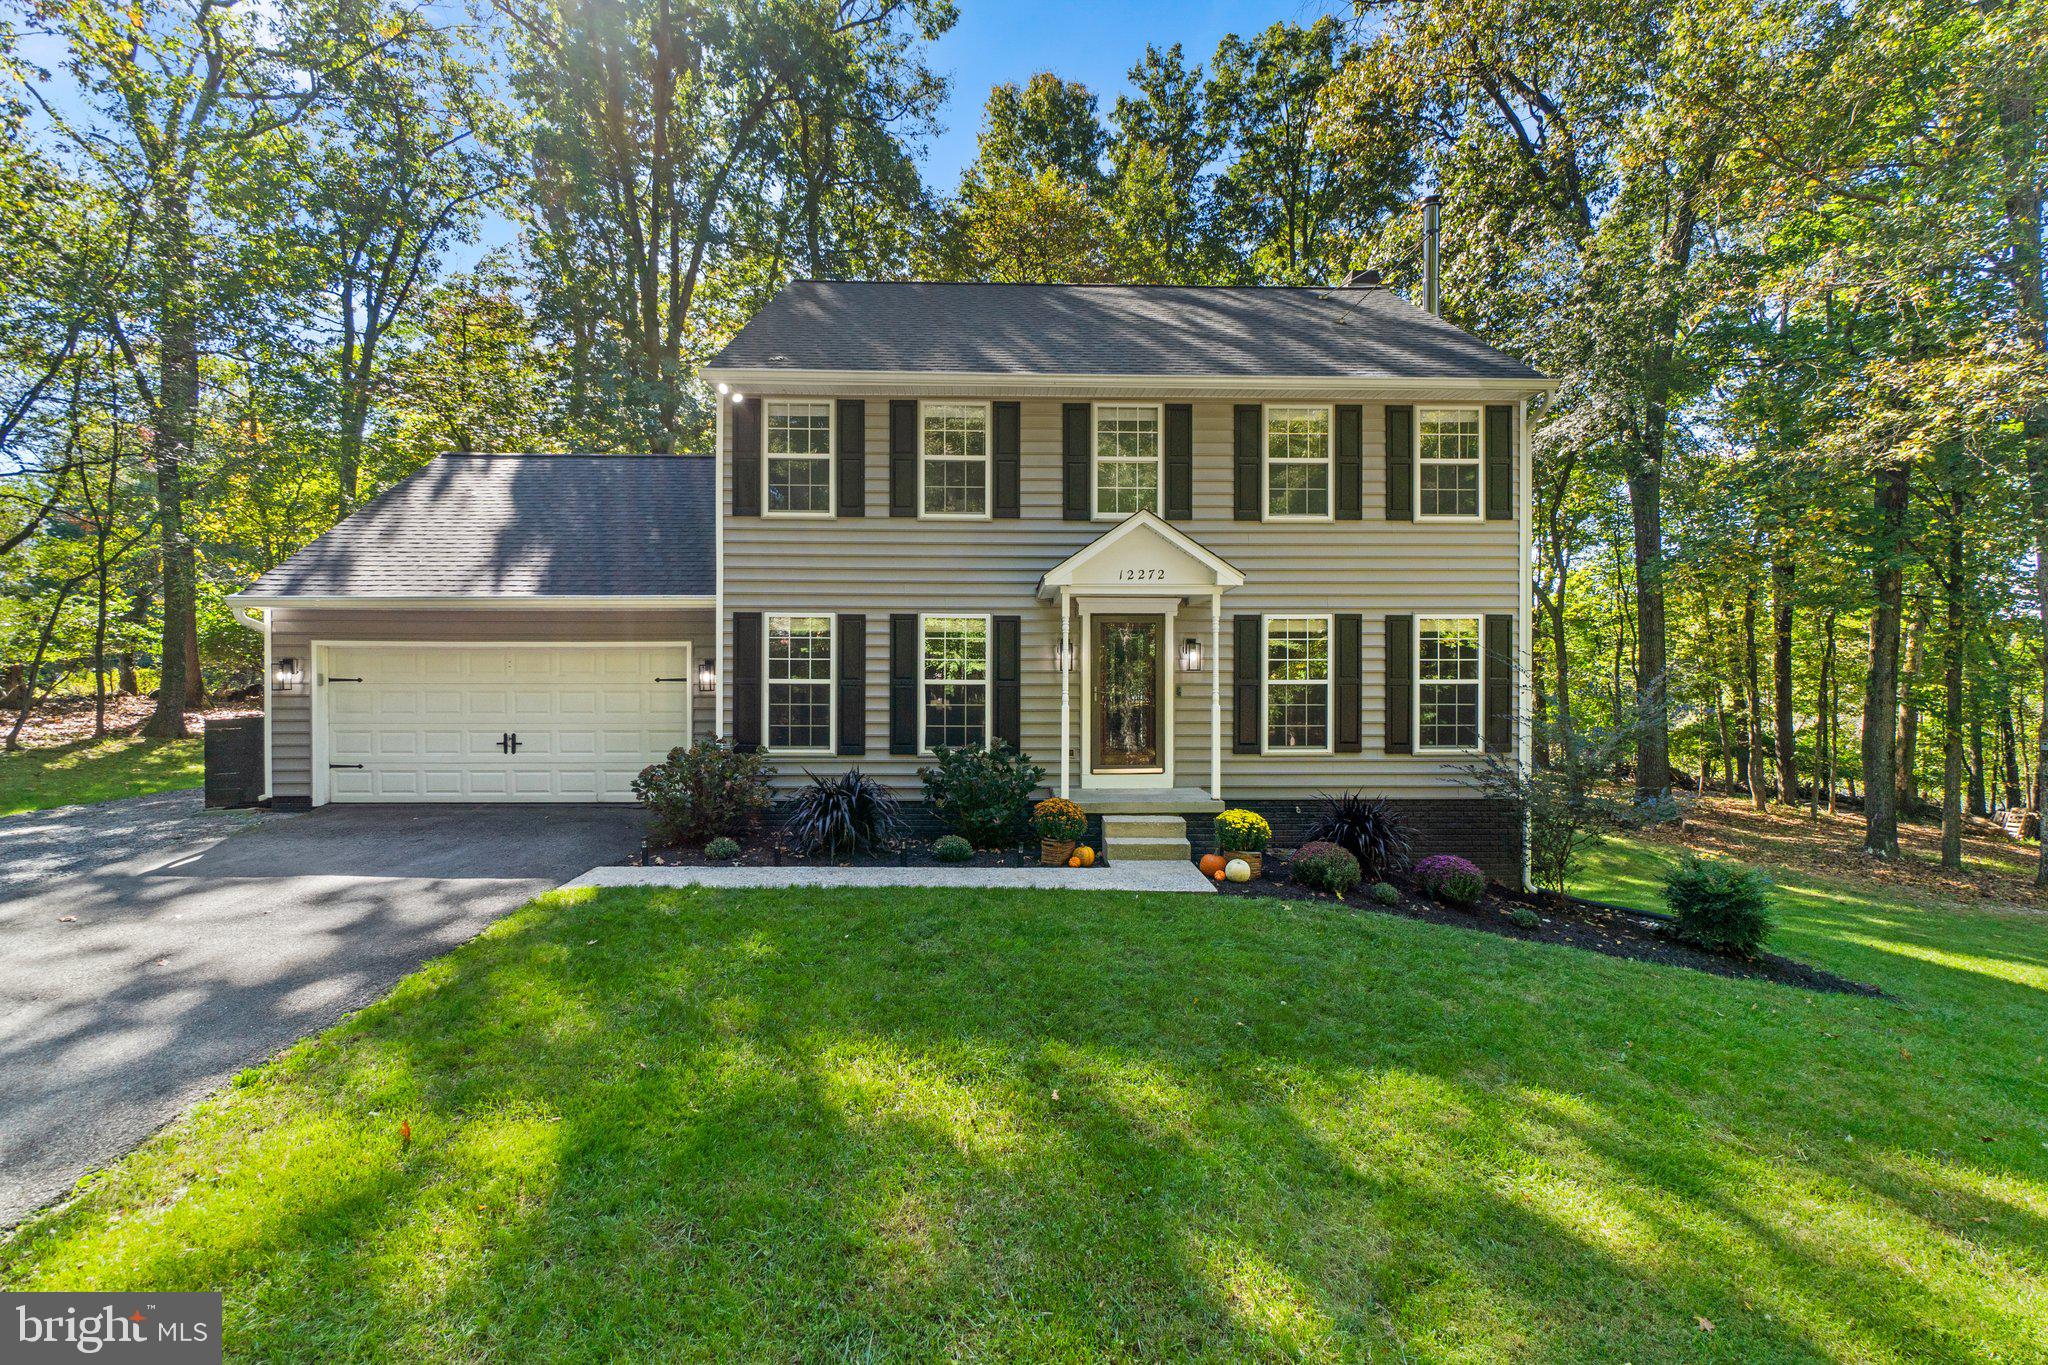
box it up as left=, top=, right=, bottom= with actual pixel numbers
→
left=1863, top=463, right=1908, bottom=857
left=2000, top=702, right=2025, bottom=808
left=1822, top=612, right=1839, bottom=815
left=1743, top=585, right=1768, bottom=810
left=141, top=180, right=199, bottom=741
left=1773, top=555, right=1798, bottom=804
left=5, top=583, right=74, bottom=751
left=1941, top=523, right=1966, bottom=869
left=1627, top=463, right=1671, bottom=800
left=1969, top=673, right=1989, bottom=818
left=1898, top=596, right=1928, bottom=814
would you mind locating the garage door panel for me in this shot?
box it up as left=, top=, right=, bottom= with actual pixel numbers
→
left=322, top=645, right=689, bottom=804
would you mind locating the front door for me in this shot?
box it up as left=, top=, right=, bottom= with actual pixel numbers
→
left=1092, top=616, right=1163, bottom=773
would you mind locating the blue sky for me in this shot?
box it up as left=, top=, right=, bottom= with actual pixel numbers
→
left=918, top=0, right=1336, bottom=187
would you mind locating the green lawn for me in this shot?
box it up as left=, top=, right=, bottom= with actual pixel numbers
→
left=4, top=843, right=2044, bottom=1361
left=0, top=735, right=204, bottom=817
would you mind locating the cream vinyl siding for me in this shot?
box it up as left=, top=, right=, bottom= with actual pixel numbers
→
left=265, top=606, right=714, bottom=802
left=724, top=396, right=1517, bottom=799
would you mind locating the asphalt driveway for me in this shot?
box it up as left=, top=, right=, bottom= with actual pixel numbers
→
left=0, top=802, right=643, bottom=1227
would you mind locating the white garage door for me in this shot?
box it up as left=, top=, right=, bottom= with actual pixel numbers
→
left=320, top=644, right=691, bottom=803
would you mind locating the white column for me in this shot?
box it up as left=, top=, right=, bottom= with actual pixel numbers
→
left=1060, top=587, right=1072, bottom=799
left=1210, top=590, right=1222, bottom=800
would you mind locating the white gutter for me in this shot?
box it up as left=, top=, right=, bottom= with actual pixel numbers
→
left=225, top=594, right=717, bottom=610
left=701, top=366, right=1558, bottom=397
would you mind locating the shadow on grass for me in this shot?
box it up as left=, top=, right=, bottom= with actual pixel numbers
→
left=8, top=884, right=2046, bottom=1361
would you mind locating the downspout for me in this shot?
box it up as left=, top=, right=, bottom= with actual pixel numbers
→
left=1518, top=393, right=1541, bottom=890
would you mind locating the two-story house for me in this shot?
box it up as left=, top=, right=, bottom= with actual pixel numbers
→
left=230, top=279, right=1551, bottom=882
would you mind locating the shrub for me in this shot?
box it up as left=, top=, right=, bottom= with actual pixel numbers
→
left=705, top=836, right=741, bottom=861
left=1031, top=796, right=1086, bottom=842
left=1291, top=840, right=1362, bottom=896
left=783, top=769, right=903, bottom=859
left=931, top=834, right=975, bottom=863
left=1214, top=808, right=1272, bottom=853
left=1304, top=792, right=1412, bottom=879
left=1509, top=906, right=1540, bottom=930
left=1663, top=856, right=1774, bottom=956
left=1369, top=881, right=1401, bottom=906
left=919, top=742, right=1045, bottom=848
left=633, top=738, right=774, bottom=845
left=1414, top=854, right=1487, bottom=907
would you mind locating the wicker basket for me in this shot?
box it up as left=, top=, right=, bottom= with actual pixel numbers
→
left=1041, top=839, right=1078, bottom=866
left=1220, top=849, right=1263, bottom=877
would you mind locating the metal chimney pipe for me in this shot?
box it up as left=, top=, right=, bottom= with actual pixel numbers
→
left=1421, top=194, right=1441, bottom=315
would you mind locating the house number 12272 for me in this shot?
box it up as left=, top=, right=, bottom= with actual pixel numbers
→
left=1116, top=568, right=1166, bottom=581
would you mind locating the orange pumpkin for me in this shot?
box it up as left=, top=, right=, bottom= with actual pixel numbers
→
left=1067, top=854, right=1081, bottom=867
left=1199, top=853, right=1227, bottom=877
left=1076, top=845, right=1096, bottom=867
left=1213, top=869, right=1226, bottom=881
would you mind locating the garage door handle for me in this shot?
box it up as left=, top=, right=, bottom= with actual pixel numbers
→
left=328, top=676, right=363, bottom=683
left=329, top=763, right=364, bottom=770
left=655, top=676, right=690, bottom=683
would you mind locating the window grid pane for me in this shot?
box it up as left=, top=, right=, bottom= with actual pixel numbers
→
left=923, top=404, right=988, bottom=516
left=1417, top=617, right=1481, bottom=750
left=767, top=615, right=833, bottom=750
left=1095, top=406, right=1161, bottom=516
left=1266, top=406, right=1330, bottom=517
left=766, top=401, right=833, bottom=515
left=1265, top=617, right=1330, bottom=750
left=1418, top=408, right=1481, bottom=518
left=922, top=617, right=987, bottom=750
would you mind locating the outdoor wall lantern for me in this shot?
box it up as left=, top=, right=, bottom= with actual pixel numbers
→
left=1053, top=641, right=1075, bottom=673
left=1179, top=637, right=1203, bottom=672
left=696, top=658, right=717, bottom=694
left=273, top=656, right=303, bottom=694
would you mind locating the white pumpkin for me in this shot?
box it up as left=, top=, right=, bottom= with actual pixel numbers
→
left=1224, top=857, right=1252, bottom=883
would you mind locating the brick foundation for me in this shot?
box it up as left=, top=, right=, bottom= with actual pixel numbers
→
left=1188, top=798, right=1525, bottom=887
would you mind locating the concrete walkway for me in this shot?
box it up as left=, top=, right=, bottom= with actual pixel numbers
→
left=567, top=861, right=1217, bottom=893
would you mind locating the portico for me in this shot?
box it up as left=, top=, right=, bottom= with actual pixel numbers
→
left=1036, top=511, right=1245, bottom=804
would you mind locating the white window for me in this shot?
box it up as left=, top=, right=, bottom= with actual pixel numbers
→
left=920, top=402, right=989, bottom=517
left=766, top=614, right=834, bottom=753
left=920, top=615, right=989, bottom=752
left=1417, top=408, right=1482, bottom=519
left=1094, top=404, right=1161, bottom=517
left=1264, top=615, right=1331, bottom=752
left=765, top=400, right=833, bottom=515
left=1417, top=616, right=1482, bottom=752
left=1265, top=406, right=1331, bottom=519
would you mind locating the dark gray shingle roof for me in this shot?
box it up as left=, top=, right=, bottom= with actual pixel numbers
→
left=240, top=455, right=713, bottom=599
left=708, top=280, right=1545, bottom=381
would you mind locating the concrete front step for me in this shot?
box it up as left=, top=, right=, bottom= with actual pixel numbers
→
left=1101, top=813, right=1192, bottom=863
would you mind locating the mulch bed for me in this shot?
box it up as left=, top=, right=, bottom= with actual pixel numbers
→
left=1216, top=849, right=1884, bottom=997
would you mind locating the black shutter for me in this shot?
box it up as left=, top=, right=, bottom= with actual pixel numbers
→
left=1164, top=403, right=1193, bottom=520
left=1062, top=403, right=1091, bottom=520
left=731, top=398, right=761, bottom=517
left=1233, top=404, right=1262, bottom=521
left=1234, top=614, right=1261, bottom=753
left=889, top=613, right=918, bottom=754
left=889, top=400, right=917, bottom=517
left=837, top=399, right=866, bottom=517
left=1385, top=405, right=1414, bottom=522
left=836, top=614, right=866, bottom=755
left=1485, top=404, right=1514, bottom=521
left=993, top=401, right=1021, bottom=519
left=1335, top=613, right=1362, bottom=752
left=1485, top=613, right=1514, bottom=749
left=993, top=615, right=1021, bottom=749
left=731, top=612, right=762, bottom=751
left=1335, top=404, right=1363, bottom=520
left=1384, top=614, right=1413, bottom=754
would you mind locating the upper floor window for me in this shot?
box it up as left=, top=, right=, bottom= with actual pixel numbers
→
left=1417, top=408, right=1482, bottom=519
left=921, top=614, right=989, bottom=751
left=1264, top=615, right=1331, bottom=752
left=766, top=613, right=833, bottom=753
left=1095, top=404, right=1161, bottom=517
left=765, top=401, right=833, bottom=516
left=1417, top=616, right=1482, bottom=751
left=921, top=402, right=989, bottom=517
left=1265, top=406, right=1331, bottom=519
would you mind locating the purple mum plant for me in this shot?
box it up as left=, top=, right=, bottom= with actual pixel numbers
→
left=1413, top=854, right=1487, bottom=908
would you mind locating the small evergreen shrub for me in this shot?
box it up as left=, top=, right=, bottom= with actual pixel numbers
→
left=1214, top=809, right=1272, bottom=853
left=919, top=742, right=1046, bottom=848
left=1414, top=854, right=1487, bottom=908
left=932, top=834, right=975, bottom=863
left=1304, top=792, right=1412, bottom=879
left=633, top=738, right=774, bottom=845
left=1369, top=881, right=1401, bottom=906
left=783, top=769, right=902, bottom=858
left=704, top=836, right=741, bottom=861
left=1509, top=906, right=1540, bottom=930
left=1291, top=840, right=1362, bottom=896
left=1663, top=856, right=1775, bottom=956
left=1031, top=796, right=1086, bottom=842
